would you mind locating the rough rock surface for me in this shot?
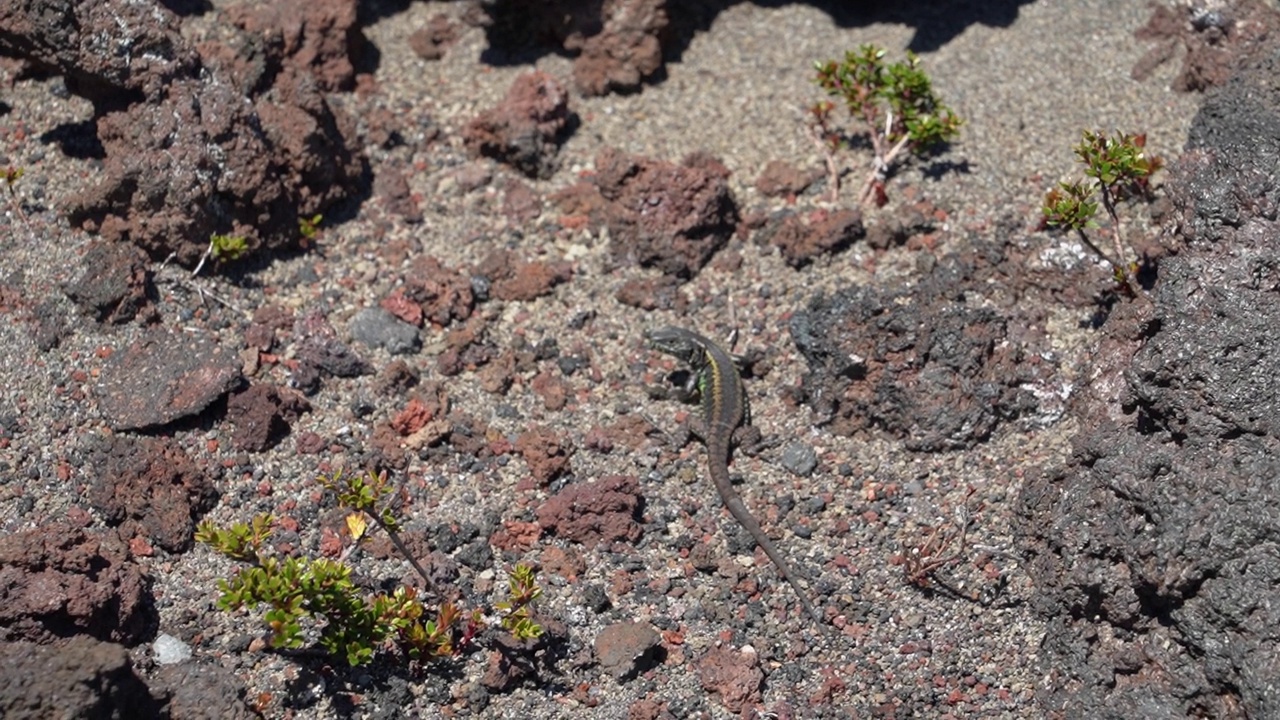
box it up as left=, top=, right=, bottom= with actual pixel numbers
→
left=762, top=208, right=865, bottom=268
left=149, top=660, right=259, bottom=720
left=477, top=0, right=669, bottom=96
left=536, top=475, right=644, bottom=547
left=0, top=0, right=366, bottom=266
left=0, top=523, right=153, bottom=644
left=464, top=71, right=573, bottom=179
left=85, top=434, right=219, bottom=553
left=790, top=245, right=1058, bottom=451
left=572, top=0, right=669, bottom=96
left=62, top=240, right=155, bottom=325
left=1018, top=42, right=1280, bottom=718
left=224, top=0, right=360, bottom=91
left=224, top=383, right=311, bottom=452
left=585, top=147, right=738, bottom=278
left=0, top=637, right=159, bottom=719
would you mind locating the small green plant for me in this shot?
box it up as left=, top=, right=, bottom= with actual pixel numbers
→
left=197, top=469, right=543, bottom=667
left=209, top=233, right=249, bottom=263
left=1042, top=130, right=1163, bottom=295
left=299, top=213, right=323, bottom=241
left=2, top=165, right=23, bottom=195
left=3, top=166, right=29, bottom=225
left=809, top=45, right=962, bottom=206
left=496, top=563, right=544, bottom=641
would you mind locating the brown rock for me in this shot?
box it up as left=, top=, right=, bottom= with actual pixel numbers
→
left=62, top=241, right=154, bottom=324
left=408, top=13, right=460, bottom=61
left=95, top=328, right=243, bottom=431
left=535, top=475, right=642, bottom=547
left=1132, top=1, right=1277, bottom=92
left=614, top=276, right=683, bottom=311
left=225, top=0, right=360, bottom=91
left=764, top=208, right=864, bottom=268
left=481, top=635, right=537, bottom=692
left=463, top=71, right=573, bottom=179
left=755, top=159, right=820, bottom=198
left=476, top=248, right=572, bottom=302
left=0, top=0, right=369, bottom=267
left=530, top=369, right=570, bottom=411
left=626, top=698, right=668, bottom=720
left=68, top=72, right=363, bottom=266
left=389, top=388, right=447, bottom=436
left=0, top=637, right=158, bottom=719
left=225, top=383, right=311, bottom=452
left=476, top=350, right=516, bottom=395
left=86, top=434, right=219, bottom=553
left=0, top=523, right=152, bottom=644
left=374, top=358, right=421, bottom=395
left=573, top=0, right=668, bottom=96
left=594, top=620, right=661, bottom=679
left=540, top=545, right=587, bottom=582
left=696, top=646, right=764, bottom=713
left=501, top=177, right=542, bottom=223
left=515, top=426, right=574, bottom=485
left=0, top=0, right=199, bottom=104
left=404, top=255, right=475, bottom=327
left=380, top=287, right=424, bottom=327
left=594, top=147, right=739, bottom=278
left=373, top=164, right=423, bottom=223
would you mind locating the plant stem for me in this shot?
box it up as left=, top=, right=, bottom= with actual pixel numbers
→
left=856, top=133, right=911, bottom=206
left=375, top=518, right=433, bottom=588
left=804, top=118, right=841, bottom=204
left=1096, top=184, right=1146, bottom=298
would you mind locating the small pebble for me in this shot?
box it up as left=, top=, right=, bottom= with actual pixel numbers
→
left=153, top=633, right=192, bottom=665
left=780, top=442, right=819, bottom=477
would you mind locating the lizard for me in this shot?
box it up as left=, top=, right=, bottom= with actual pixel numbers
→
left=643, top=326, right=825, bottom=629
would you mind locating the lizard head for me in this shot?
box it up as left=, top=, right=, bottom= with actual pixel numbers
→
left=643, top=326, right=705, bottom=367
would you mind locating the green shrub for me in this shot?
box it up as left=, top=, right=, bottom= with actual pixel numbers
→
left=197, top=469, right=542, bottom=667
left=1043, top=130, right=1163, bottom=294
left=809, top=45, right=962, bottom=206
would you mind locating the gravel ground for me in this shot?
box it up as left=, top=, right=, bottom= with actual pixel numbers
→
left=0, top=1, right=1209, bottom=718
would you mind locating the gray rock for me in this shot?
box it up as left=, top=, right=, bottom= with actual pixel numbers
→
left=779, top=441, right=819, bottom=477
left=349, top=307, right=420, bottom=356
left=1019, top=38, right=1280, bottom=719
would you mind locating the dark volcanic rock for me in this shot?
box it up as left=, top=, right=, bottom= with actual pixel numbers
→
left=63, top=241, right=154, bottom=324
left=223, top=0, right=360, bottom=91
left=477, top=0, right=669, bottom=97
left=0, top=0, right=199, bottom=105
left=0, top=637, right=159, bottom=719
left=790, top=252, right=1053, bottom=451
left=572, top=0, right=668, bottom=96
left=95, top=328, right=242, bottom=431
left=286, top=310, right=374, bottom=392
left=1019, top=41, right=1280, bottom=718
left=150, top=659, right=259, bottom=719
left=226, top=383, right=312, bottom=452
left=762, top=208, right=864, bottom=268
